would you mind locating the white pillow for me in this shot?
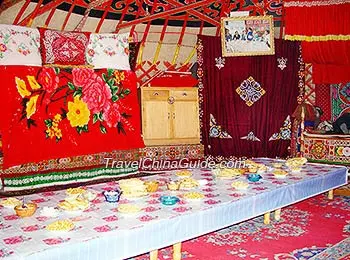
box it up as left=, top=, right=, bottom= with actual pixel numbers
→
left=0, top=24, right=42, bottom=66
left=86, top=32, right=130, bottom=70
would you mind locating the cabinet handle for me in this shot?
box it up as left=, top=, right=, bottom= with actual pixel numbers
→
left=153, top=92, right=159, bottom=96
left=168, top=96, right=175, bottom=104
left=182, top=92, right=187, bottom=96
left=168, top=112, right=170, bottom=119
left=173, top=113, right=175, bottom=119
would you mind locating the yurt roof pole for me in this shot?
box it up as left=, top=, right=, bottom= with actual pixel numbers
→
left=18, top=0, right=65, bottom=26
left=44, top=8, right=57, bottom=28
left=61, top=0, right=77, bottom=31
left=118, top=0, right=217, bottom=30
left=166, top=0, right=220, bottom=27
left=13, top=0, right=31, bottom=25
left=152, top=17, right=169, bottom=64
left=171, top=13, right=188, bottom=65
left=114, top=0, right=132, bottom=33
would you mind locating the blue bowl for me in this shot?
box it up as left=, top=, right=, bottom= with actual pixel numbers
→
left=160, top=196, right=180, bottom=206
left=103, top=189, right=122, bottom=203
left=247, top=173, right=262, bottom=182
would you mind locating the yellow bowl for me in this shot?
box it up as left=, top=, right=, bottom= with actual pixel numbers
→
left=167, top=181, right=180, bottom=191
left=145, top=181, right=159, bottom=192
left=14, top=203, right=37, bottom=218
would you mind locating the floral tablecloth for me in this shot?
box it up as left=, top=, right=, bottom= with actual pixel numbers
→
left=0, top=158, right=347, bottom=259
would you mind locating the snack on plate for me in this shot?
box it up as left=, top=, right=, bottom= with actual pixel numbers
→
left=286, top=157, right=307, bottom=168
left=183, top=192, right=204, bottom=200
left=178, top=178, right=199, bottom=189
left=46, top=220, right=75, bottom=232
left=0, top=197, right=22, bottom=208
left=272, top=162, right=283, bottom=168
left=118, top=204, right=142, bottom=214
left=145, top=181, right=159, bottom=193
left=215, top=168, right=242, bottom=179
left=231, top=181, right=249, bottom=190
left=176, top=170, right=193, bottom=178
left=66, top=187, right=86, bottom=196
left=119, top=178, right=148, bottom=198
left=273, top=169, right=288, bottom=178
left=58, top=197, right=89, bottom=211
left=83, top=190, right=98, bottom=201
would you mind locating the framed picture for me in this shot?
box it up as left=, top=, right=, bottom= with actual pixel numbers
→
left=221, top=15, right=275, bottom=57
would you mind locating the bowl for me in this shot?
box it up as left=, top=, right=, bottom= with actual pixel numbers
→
left=14, top=203, right=37, bottom=217
left=272, top=163, right=283, bottom=168
left=103, top=190, right=122, bottom=203
left=167, top=181, right=180, bottom=191
left=145, top=181, right=159, bottom=193
left=160, top=196, right=180, bottom=206
left=247, top=173, right=262, bottom=182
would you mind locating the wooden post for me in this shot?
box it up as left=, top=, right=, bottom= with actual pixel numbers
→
left=150, top=249, right=158, bottom=260
left=274, top=208, right=281, bottom=221
left=173, top=242, right=182, bottom=260
left=328, top=189, right=334, bottom=200
left=264, top=212, right=270, bottom=225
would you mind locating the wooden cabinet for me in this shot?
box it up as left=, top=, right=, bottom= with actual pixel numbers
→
left=141, top=87, right=200, bottom=146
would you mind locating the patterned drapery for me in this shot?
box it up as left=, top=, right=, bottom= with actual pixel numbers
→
left=197, top=36, right=301, bottom=159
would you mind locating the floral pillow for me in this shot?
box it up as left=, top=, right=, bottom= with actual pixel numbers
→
left=0, top=24, right=42, bottom=66
left=86, top=33, right=131, bottom=70
left=39, top=28, right=90, bottom=66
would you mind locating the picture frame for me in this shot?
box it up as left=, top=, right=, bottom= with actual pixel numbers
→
left=221, top=15, right=275, bottom=57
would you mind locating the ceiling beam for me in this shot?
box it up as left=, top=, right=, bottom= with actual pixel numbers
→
left=118, top=0, right=218, bottom=29
left=166, top=0, right=220, bottom=27
left=19, top=0, right=67, bottom=26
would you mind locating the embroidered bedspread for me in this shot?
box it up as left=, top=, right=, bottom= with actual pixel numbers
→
left=0, top=66, right=144, bottom=169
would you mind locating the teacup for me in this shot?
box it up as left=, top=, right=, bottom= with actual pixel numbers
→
left=247, top=173, right=262, bottom=182
left=103, top=189, right=122, bottom=203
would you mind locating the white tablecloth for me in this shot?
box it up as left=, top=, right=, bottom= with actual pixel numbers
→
left=0, top=158, right=347, bottom=259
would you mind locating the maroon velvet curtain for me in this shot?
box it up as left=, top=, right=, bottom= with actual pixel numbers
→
left=198, top=35, right=300, bottom=159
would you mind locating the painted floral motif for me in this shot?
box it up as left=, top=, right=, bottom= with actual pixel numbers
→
left=269, top=115, right=292, bottom=141
left=204, top=208, right=309, bottom=246
left=209, top=114, right=232, bottom=138
left=236, top=76, right=265, bottom=106
left=240, top=131, right=261, bottom=142
left=310, top=141, right=328, bottom=159
left=14, top=67, right=135, bottom=142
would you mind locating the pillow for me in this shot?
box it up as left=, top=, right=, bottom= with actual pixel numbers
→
left=0, top=24, right=41, bottom=66
left=39, top=28, right=90, bottom=66
left=86, top=33, right=130, bottom=70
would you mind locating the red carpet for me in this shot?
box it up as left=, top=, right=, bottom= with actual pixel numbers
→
left=130, top=194, right=350, bottom=260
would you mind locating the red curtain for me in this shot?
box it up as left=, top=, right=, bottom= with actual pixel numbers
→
left=284, top=3, right=350, bottom=38
left=198, top=36, right=300, bottom=159
left=302, top=41, right=350, bottom=84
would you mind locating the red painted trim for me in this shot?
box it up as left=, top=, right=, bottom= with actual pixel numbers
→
left=61, top=0, right=76, bottom=31
left=19, top=0, right=66, bottom=26
left=118, top=0, right=217, bottom=29
left=13, top=0, right=31, bottom=25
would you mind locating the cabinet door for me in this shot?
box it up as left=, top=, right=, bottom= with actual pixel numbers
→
left=142, top=100, right=171, bottom=140
left=172, top=100, right=200, bottom=141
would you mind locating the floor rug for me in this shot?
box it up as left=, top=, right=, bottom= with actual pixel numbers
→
left=129, top=194, right=350, bottom=260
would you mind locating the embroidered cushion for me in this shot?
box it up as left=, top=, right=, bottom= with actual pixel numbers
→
left=39, top=28, right=90, bottom=66
left=0, top=24, right=42, bottom=66
left=86, top=33, right=130, bottom=70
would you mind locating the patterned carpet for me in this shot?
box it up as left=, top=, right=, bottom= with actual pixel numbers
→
left=130, top=194, right=350, bottom=260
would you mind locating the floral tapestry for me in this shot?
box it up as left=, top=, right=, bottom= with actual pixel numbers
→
left=0, top=66, right=144, bottom=169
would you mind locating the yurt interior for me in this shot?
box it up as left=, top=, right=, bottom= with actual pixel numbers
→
left=0, top=0, right=349, bottom=259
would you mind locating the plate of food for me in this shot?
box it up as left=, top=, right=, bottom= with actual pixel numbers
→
left=231, top=181, right=249, bottom=190
left=117, top=204, right=142, bottom=215
left=176, top=170, right=193, bottom=178
left=66, top=187, right=86, bottom=197
left=178, top=178, right=199, bottom=190
left=183, top=192, right=205, bottom=202
left=214, top=168, right=242, bottom=179
left=273, top=169, right=288, bottom=179
left=0, top=197, right=22, bottom=209
left=46, top=219, right=75, bottom=232
left=58, top=198, right=89, bottom=212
